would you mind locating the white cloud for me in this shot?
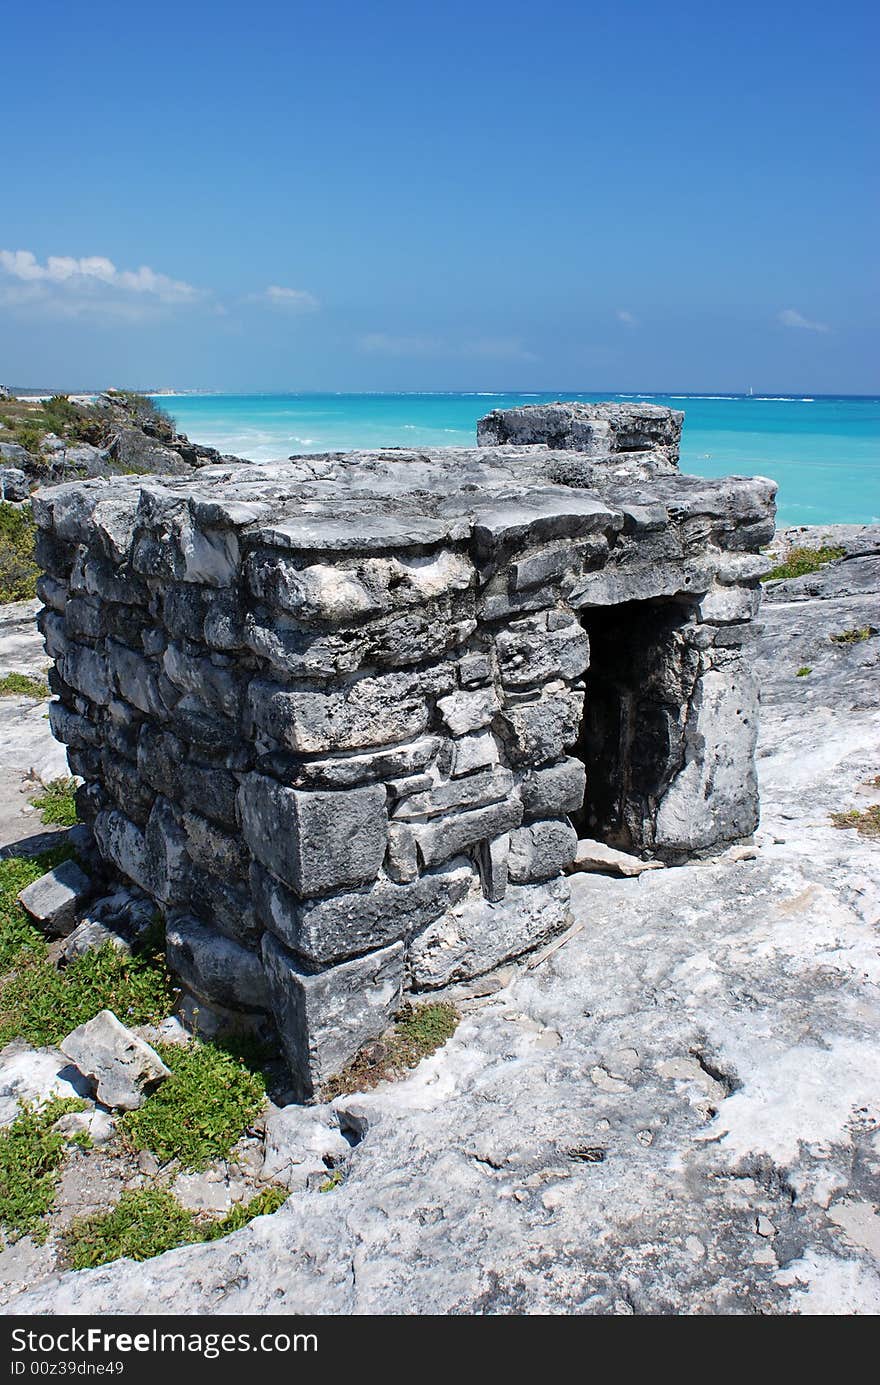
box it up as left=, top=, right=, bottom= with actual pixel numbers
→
left=778, top=307, right=830, bottom=333
left=359, top=332, right=536, bottom=362
left=616, top=309, right=639, bottom=327
left=250, top=285, right=320, bottom=312
left=0, top=247, right=201, bottom=319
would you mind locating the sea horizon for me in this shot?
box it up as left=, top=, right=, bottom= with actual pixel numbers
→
left=149, top=390, right=880, bottom=529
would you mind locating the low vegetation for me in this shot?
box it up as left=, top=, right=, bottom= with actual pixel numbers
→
left=763, top=545, right=846, bottom=581
left=0, top=938, right=175, bottom=1050
left=829, top=625, right=876, bottom=645
left=31, top=778, right=79, bottom=827
left=0, top=671, right=49, bottom=699
left=796, top=666, right=812, bottom=677
left=0, top=502, right=39, bottom=602
left=121, top=1041, right=267, bottom=1170
left=0, top=846, right=73, bottom=973
left=0, top=394, right=109, bottom=456
left=322, top=1001, right=460, bottom=1100
left=830, top=805, right=880, bottom=840
left=62, top=1184, right=288, bottom=1269
left=0, top=1098, right=89, bottom=1244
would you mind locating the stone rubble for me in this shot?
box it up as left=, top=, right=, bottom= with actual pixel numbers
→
left=59, top=1010, right=171, bottom=1111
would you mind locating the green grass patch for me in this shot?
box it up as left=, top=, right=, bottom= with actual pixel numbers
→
left=30, top=778, right=79, bottom=827
left=0, top=1097, right=88, bottom=1244
left=322, top=1001, right=460, bottom=1100
left=796, top=666, right=812, bottom=677
left=0, top=502, right=39, bottom=602
left=0, top=939, right=174, bottom=1050
left=830, top=625, right=877, bottom=645
left=763, top=545, right=846, bottom=582
left=62, top=1183, right=288, bottom=1269
left=121, top=1042, right=266, bottom=1171
left=0, top=846, right=73, bottom=974
left=830, top=805, right=880, bottom=840
left=0, top=671, right=49, bottom=699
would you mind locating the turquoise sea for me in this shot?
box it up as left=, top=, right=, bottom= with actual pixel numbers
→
left=153, top=393, right=880, bottom=528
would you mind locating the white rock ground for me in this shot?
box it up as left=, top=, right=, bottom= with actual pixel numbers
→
left=0, top=540, right=878, bottom=1315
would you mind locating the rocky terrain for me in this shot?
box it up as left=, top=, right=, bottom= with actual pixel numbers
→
left=0, top=525, right=877, bottom=1314
left=1, top=392, right=236, bottom=499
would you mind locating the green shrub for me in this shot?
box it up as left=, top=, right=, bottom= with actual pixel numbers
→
left=0, top=671, right=49, bottom=699
left=122, top=1042, right=266, bottom=1170
left=62, top=1183, right=288, bottom=1269
left=764, top=545, right=846, bottom=581
left=0, top=939, right=174, bottom=1049
left=31, top=778, right=79, bottom=827
left=0, top=1097, right=88, bottom=1243
left=796, top=666, right=812, bottom=677
left=0, top=503, right=39, bottom=601
left=0, top=846, right=72, bottom=974
left=62, top=1187, right=196, bottom=1268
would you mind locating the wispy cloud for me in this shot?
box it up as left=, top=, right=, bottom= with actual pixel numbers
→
left=0, top=248, right=201, bottom=319
left=778, top=307, right=830, bottom=333
left=249, top=285, right=320, bottom=312
left=359, top=332, right=536, bottom=362
left=616, top=309, right=639, bottom=327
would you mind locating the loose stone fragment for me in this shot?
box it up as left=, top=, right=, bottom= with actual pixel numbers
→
left=60, top=1010, right=171, bottom=1111
left=17, top=860, right=93, bottom=937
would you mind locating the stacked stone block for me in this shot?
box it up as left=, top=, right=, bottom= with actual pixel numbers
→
left=33, top=404, right=776, bottom=1097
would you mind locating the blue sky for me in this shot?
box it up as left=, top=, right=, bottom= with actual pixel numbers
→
left=2, top=0, right=877, bottom=392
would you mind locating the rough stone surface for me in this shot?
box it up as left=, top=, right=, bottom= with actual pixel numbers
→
left=60, top=1010, right=171, bottom=1111
left=16, top=860, right=92, bottom=936
left=259, top=1105, right=350, bottom=1190
left=3, top=533, right=880, bottom=1314
left=262, top=936, right=405, bottom=1099
left=0, top=1046, right=93, bottom=1126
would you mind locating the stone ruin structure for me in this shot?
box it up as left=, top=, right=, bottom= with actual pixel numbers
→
left=32, top=401, right=776, bottom=1098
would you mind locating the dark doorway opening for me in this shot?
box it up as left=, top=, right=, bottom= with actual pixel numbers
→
left=573, top=598, right=698, bottom=855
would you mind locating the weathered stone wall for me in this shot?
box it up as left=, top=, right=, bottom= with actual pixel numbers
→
left=32, top=404, right=776, bottom=1097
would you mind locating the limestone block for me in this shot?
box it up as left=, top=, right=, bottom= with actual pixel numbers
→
left=143, top=799, right=191, bottom=904
left=457, top=652, right=492, bottom=686
left=385, top=824, right=419, bottom=883
left=61, top=1010, right=170, bottom=1111
left=248, top=668, right=451, bottom=753
left=392, top=767, right=514, bottom=820
left=262, top=934, right=405, bottom=1099
left=166, top=917, right=269, bottom=1013
left=59, top=645, right=112, bottom=706
left=694, top=584, right=761, bottom=625
left=508, top=820, right=578, bottom=883
left=450, top=730, right=499, bottom=778
left=238, top=775, right=388, bottom=896
left=409, top=878, right=571, bottom=989
left=252, top=858, right=472, bottom=964
left=499, top=688, right=584, bottom=766
left=162, top=642, right=242, bottom=720
left=48, top=702, right=101, bottom=750
left=520, top=756, right=586, bottom=817
left=495, top=614, right=589, bottom=689
left=436, top=688, right=499, bottom=736
left=654, top=661, right=759, bottom=853
left=264, top=736, right=441, bottom=791
left=413, top=797, right=522, bottom=869
left=180, top=810, right=248, bottom=879
left=106, top=640, right=163, bottom=717
left=17, top=860, right=93, bottom=937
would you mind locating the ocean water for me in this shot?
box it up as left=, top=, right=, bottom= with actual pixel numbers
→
left=152, top=392, right=880, bottom=528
